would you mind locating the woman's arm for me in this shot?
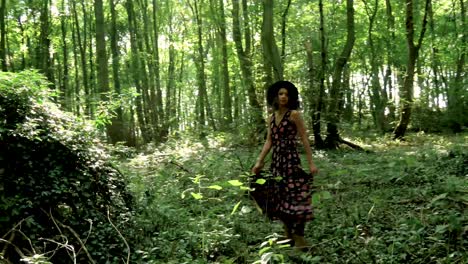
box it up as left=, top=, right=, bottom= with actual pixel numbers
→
left=252, top=116, right=273, bottom=174
left=291, top=110, right=318, bottom=174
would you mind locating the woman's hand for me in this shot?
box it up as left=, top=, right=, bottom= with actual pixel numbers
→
left=252, top=161, right=264, bottom=175
left=309, top=164, right=319, bottom=175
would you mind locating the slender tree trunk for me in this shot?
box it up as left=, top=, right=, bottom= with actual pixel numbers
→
left=17, top=17, right=26, bottom=70
left=72, top=0, right=90, bottom=115
left=305, top=40, right=325, bottom=148
left=280, top=0, right=292, bottom=61
left=126, top=0, right=150, bottom=143
left=95, top=0, right=115, bottom=143
left=428, top=2, right=440, bottom=108
left=137, top=0, right=158, bottom=140
left=232, top=0, right=264, bottom=130
left=312, top=0, right=327, bottom=149
left=71, top=19, right=80, bottom=115
left=87, top=10, right=96, bottom=117
left=384, top=0, right=396, bottom=122
left=325, top=0, right=355, bottom=149
left=261, top=0, right=283, bottom=82
left=189, top=0, right=213, bottom=131
left=59, top=0, right=69, bottom=109
left=166, top=37, right=176, bottom=132
left=393, top=0, right=430, bottom=140
left=364, top=0, right=386, bottom=133
left=0, top=0, right=7, bottom=71
left=38, top=0, right=54, bottom=84
left=446, top=0, right=466, bottom=132
left=218, top=0, right=232, bottom=128
left=109, top=0, right=126, bottom=143
left=152, top=0, right=164, bottom=133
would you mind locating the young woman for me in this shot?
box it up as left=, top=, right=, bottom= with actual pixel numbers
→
left=251, top=80, right=318, bottom=250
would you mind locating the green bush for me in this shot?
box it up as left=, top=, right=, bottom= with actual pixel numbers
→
left=0, top=71, right=134, bottom=263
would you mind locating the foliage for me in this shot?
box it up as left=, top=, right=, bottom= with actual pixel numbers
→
left=0, top=71, right=134, bottom=263
left=120, top=131, right=467, bottom=263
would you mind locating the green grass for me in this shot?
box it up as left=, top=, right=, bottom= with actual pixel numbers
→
left=118, top=132, right=467, bottom=263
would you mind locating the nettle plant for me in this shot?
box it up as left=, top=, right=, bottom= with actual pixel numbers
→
left=0, top=71, right=134, bottom=263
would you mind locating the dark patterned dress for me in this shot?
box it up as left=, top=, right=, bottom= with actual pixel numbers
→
left=251, top=110, right=314, bottom=224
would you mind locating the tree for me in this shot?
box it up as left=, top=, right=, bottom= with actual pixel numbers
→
left=325, top=0, right=356, bottom=149
left=0, top=0, right=6, bottom=71
left=232, top=0, right=264, bottom=130
left=261, top=0, right=283, bottom=83
left=393, top=0, right=430, bottom=140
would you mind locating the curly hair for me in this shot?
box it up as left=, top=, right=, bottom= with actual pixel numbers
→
left=266, top=80, right=300, bottom=110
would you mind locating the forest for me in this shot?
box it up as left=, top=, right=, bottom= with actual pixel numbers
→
left=0, top=0, right=466, bottom=263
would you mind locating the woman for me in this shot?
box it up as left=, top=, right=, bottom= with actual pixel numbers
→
left=251, top=80, right=318, bottom=250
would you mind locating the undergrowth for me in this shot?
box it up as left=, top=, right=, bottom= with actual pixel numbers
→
left=118, top=132, right=467, bottom=263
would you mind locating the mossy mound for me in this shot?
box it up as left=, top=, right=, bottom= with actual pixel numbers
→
left=0, top=71, right=133, bottom=263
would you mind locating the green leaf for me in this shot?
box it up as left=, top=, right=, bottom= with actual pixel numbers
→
left=231, top=201, right=241, bottom=215
left=228, top=180, right=243, bottom=186
left=190, top=192, right=203, bottom=200
left=255, top=179, right=266, bottom=185
left=430, top=193, right=448, bottom=205
left=207, top=185, right=222, bottom=190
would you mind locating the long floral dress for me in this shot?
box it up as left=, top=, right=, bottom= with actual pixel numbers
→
left=251, top=110, right=314, bottom=223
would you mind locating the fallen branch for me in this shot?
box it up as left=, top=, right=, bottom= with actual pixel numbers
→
left=107, top=207, right=130, bottom=264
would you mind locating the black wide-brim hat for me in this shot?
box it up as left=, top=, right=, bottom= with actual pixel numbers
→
left=266, top=80, right=298, bottom=106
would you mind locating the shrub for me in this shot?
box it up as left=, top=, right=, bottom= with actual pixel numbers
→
left=0, top=71, right=133, bottom=263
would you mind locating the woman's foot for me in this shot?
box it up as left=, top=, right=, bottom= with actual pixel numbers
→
left=282, top=225, right=295, bottom=246
left=292, top=234, right=309, bottom=252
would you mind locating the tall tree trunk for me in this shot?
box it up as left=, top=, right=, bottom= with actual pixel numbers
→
left=95, top=0, right=114, bottom=142
left=166, top=38, right=176, bottom=133
left=59, top=0, right=69, bottom=109
left=38, top=0, right=54, bottom=84
left=325, top=0, right=355, bottom=149
left=232, top=0, right=264, bottom=130
left=152, top=0, right=164, bottom=136
left=71, top=19, right=80, bottom=114
left=311, top=0, right=327, bottom=149
left=126, top=0, right=150, bottom=143
left=71, top=0, right=90, bottom=115
left=218, top=0, right=232, bottom=128
left=189, top=0, right=213, bottom=130
left=428, top=1, right=440, bottom=108
left=280, top=0, right=292, bottom=61
left=384, top=0, right=397, bottom=122
left=261, top=0, right=283, bottom=82
left=137, top=0, right=158, bottom=140
left=0, top=0, right=7, bottom=71
left=88, top=10, right=96, bottom=118
left=447, top=0, right=466, bottom=132
left=109, top=0, right=126, bottom=143
left=364, top=0, right=386, bottom=133
left=393, top=0, right=430, bottom=139
left=305, top=39, right=325, bottom=148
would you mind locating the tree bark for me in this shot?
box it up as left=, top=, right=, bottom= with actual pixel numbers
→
left=261, top=0, right=283, bottom=82
left=71, top=0, right=90, bottom=115
left=218, top=0, right=233, bottom=128
left=109, top=0, right=126, bottom=143
left=232, top=0, right=264, bottom=129
left=38, top=0, right=54, bottom=84
left=364, top=0, right=386, bottom=133
left=0, top=0, right=7, bottom=71
left=59, top=0, right=69, bottom=110
left=384, top=0, right=397, bottom=122
left=152, top=0, right=164, bottom=137
left=280, top=0, right=292, bottom=61
left=325, top=0, right=355, bottom=149
left=393, top=0, right=430, bottom=140
left=126, top=0, right=150, bottom=143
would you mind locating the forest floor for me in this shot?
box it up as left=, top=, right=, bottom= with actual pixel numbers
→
left=117, top=132, right=467, bottom=264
